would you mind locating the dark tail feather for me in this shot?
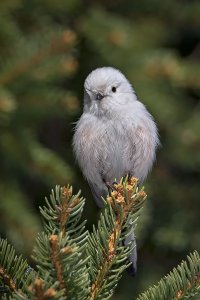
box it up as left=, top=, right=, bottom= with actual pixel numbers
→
left=123, top=230, right=137, bottom=277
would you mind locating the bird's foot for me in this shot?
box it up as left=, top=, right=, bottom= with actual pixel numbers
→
left=103, top=178, right=117, bottom=191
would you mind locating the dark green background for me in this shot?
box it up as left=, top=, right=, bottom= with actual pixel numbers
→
left=0, top=0, right=199, bottom=299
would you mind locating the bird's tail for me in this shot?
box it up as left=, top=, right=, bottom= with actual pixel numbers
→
left=123, top=228, right=137, bottom=276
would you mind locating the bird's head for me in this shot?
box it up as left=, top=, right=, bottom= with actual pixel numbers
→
left=83, top=67, right=136, bottom=115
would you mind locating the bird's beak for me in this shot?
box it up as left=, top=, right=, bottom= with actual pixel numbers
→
left=96, top=93, right=104, bottom=101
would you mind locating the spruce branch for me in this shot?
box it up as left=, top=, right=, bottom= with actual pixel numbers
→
left=0, top=266, right=16, bottom=292
left=136, top=251, right=200, bottom=300
left=32, top=185, right=90, bottom=300
left=1, top=179, right=199, bottom=300
left=40, top=185, right=87, bottom=244
left=29, top=278, right=58, bottom=300
left=49, top=234, right=67, bottom=292
left=0, top=239, right=34, bottom=295
left=88, top=177, right=147, bottom=300
left=15, top=274, right=66, bottom=300
left=0, top=30, right=76, bottom=86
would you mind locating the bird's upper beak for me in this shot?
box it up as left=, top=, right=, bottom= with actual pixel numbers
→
left=85, top=87, right=105, bottom=101
left=96, top=93, right=104, bottom=101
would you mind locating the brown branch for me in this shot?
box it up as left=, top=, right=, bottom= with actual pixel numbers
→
left=45, top=188, right=79, bottom=296
left=29, top=278, right=57, bottom=300
left=33, top=279, right=44, bottom=300
left=91, top=177, right=146, bottom=300
left=28, top=238, right=73, bottom=299
left=49, top=235, right=65, bottom=291
left=0, top=30, right=76, bottom=86
left=55, top=186, right=80, bottom=235
left=49, top=233, right=73, bottom=294
left=175, top=276, right=200, bottom=300
left=0, top=266, right=17, bottom=291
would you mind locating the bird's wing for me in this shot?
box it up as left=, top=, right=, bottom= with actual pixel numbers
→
left=124, top=124, right=156, bottom=182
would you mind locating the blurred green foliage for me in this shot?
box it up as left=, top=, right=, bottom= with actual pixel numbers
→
left=0, top=0, right=199, bottom=299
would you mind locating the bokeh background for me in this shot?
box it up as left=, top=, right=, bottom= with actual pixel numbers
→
left=0, top=0, right=200, bottom=299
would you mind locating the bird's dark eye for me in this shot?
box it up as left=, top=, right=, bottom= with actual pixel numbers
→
left=112, top=86, right=116, bottom=93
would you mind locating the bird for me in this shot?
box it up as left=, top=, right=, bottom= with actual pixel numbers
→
left=73, top=66, right=159, bottom=275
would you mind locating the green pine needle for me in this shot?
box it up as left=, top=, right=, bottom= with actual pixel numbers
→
left=40, top=185, right=87, bottom=243
left=0, top=179, right=199, bottom=300
left=88, top=177, right=147, bottom=300
left=33, top=185, right=90, bottom=300
left=14, top=273, right=66, bottom=300
left=136, top=251, right=200, bottom=300
left=0, top=239, right=34, bottom=295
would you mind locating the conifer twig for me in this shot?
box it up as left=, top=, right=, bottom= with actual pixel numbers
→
left=49, top=235, right=66, bottom=291
left=32, top=186, right=89, bottom=300
left=136, top=251, right=200, bottom=300
left=0, top=267, right=16, bottom=291
left=30, top=278, right=56, bottom=300
left=90, top=177, right=147, bottom=300
left=0, top=238, right=34, bottom=296
left=0, top=30, right=76, bottom=86
left=55, top=186, right=80, bottom=235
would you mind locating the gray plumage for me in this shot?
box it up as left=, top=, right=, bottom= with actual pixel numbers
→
left=73, top=67, right=159, bottom=275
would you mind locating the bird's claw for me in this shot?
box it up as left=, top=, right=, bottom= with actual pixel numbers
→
left=103, top=180, right=117, bottom=191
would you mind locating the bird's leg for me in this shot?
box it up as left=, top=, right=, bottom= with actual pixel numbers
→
left=102, top=178, right=117, bottom=191
left=127, top=172, right=132, bottom=180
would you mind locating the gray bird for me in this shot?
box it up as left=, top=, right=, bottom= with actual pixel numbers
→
left=73, top=67, right=159, bottom=275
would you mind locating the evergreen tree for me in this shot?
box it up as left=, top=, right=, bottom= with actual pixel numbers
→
left=0, top=178, right=199, bottom=299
